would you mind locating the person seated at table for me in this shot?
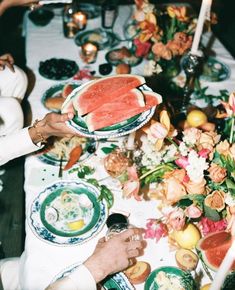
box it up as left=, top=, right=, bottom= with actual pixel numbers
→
left=0, top=53, right=28, bottom=136
left=0, top=111, right=76, bottom=165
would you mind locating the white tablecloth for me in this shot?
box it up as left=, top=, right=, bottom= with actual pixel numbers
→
left=21, top=4, right=235, bottom=290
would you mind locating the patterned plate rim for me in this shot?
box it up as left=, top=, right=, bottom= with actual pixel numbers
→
left=62, top=83, right=159, bottom=139
left=27, top=180, right=108, bottom=246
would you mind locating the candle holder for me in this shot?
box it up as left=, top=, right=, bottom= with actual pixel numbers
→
left=181, top=52, right=204, bottom=113
left=80, top=42, right=98, bottom=64
left=73, top=11, right=87, bottom=30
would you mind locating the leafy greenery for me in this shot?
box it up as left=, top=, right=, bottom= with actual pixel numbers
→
left=101, top=143, right=118, bottom=154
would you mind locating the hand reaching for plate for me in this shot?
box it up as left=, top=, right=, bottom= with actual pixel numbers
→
left=29, top=112, right=78, bottom=144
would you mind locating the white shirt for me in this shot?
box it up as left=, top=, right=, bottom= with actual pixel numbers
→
left=0, top=127, right=40, bottom=166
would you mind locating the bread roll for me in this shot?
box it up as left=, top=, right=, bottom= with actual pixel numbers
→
left=45, top=97, right=64, bottom=110
left=116, top=63, right=131, bottom=74
left=124, top=261, right=151, bottom=284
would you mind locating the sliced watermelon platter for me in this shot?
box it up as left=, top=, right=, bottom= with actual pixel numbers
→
left=61, top=74, right=162, bottom=139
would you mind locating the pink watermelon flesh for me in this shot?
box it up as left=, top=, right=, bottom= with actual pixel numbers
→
left=62, top=83, right=74, bottom=98
left=86, top=90, right=162, bottom=132
left=197, top=231, right=235, bottom=271
left=73, top=74, right=145, bottom=116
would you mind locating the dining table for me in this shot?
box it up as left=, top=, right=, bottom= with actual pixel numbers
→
left=20, top=2, right=235, bottom=290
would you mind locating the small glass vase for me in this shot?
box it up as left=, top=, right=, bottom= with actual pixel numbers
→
left=159, top=57, right=181, bottom=78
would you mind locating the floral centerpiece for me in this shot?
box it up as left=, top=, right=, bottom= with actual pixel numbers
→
left=103, top=93, right=235, bottom=244
left=130, top=0, right=196, bottom=77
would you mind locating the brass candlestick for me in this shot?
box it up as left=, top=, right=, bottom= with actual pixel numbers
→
left=181, top=53, right=204, bottom=113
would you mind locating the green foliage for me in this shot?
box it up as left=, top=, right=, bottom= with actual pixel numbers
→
left=76, top=165, right=95, bottom=178
left=203, top=205, right=221, bottom=221
left=101, top=144, right=118, bottom=154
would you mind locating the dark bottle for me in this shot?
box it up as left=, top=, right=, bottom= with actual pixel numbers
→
left=101, top=0, right=118, bottom=29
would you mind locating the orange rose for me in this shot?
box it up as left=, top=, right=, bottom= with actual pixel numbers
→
left=184, top=178, right=206, bottom=195
left=216, top=140, right=230, bottom=156
left=208, top=163, right=227, bottom=183
left=152, top=42, right=172, bottom=60
left=204, top=190, right=225, bottom=212
left=198, top=131, right=220, bottom=152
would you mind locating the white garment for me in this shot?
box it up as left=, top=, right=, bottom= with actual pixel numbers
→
left=0, top=65, right=28, bottom=135
left=0, top=128, right=40, bottom=166
left=0, top=258, right=96, bottom=290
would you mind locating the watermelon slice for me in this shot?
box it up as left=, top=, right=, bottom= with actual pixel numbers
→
left=86, top=90, right=162, bottom=132
left=62, top=83, right=74, bottom=98
left=196, top=231, right=235, bottom=271
left=73, top=74, right=145, bottom=116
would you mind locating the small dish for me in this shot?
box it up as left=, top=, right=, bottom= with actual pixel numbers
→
left=201, top=56, right=230, bottom=82
left=74, top=28, right=120, bottom=50
left=28, top=8, right=54, bottom=26
left=39, top=58, right=79, bottom=80
left=144, top=266, right=197, bottom=290
left=105, top=47, right=142, bottom=67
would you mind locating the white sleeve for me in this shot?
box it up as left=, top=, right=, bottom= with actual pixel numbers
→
left=0, top=127, right=42, bottom=165
left=45, top=264, right=96, bottom=290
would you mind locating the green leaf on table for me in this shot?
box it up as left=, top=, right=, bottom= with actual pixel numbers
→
left=101, top=144, right=118, bottom=154
left=98, top=185, right=114, bottom=209
left=204, top=205, right=221, bottom=221
left=77, top=165, right=95, bottom=178
left=86, top=178, right=100, bottom=188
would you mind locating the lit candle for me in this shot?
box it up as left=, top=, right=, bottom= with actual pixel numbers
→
left=209, top=238, right=235, bottom=290
left=81, top=42, right=98, bottom=64
left=73, top=11, right=87, bottom=30
left=126, top=132, right=136, bottom=150
left=191, top=0, right=212, bottom=55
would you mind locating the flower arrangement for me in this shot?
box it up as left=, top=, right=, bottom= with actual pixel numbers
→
left=131, top=0, right=196, bottom=76
left=103, top=94, right=235, bottom=243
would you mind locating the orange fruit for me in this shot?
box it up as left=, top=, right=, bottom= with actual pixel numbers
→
left=186, top=110, right=207, bottom=127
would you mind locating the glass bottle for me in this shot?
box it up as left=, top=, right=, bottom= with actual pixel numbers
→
left=101, top=0, right=118, bottom=29
left=106, top=213, right=129, bottom=240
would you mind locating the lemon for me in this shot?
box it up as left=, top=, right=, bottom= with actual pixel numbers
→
left=186, top=110, right=207, bottom=127
left=173, top=223, right=201, bottom=249
left=67, top=219, right=85, bottom=231
left=200, top=283, right=211, bottom=290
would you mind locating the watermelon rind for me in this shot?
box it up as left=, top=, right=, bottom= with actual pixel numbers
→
left=196, top=231, right=234, bottom=272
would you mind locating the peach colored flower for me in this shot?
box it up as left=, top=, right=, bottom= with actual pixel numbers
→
left=204, top=190, right=226, bottom=212
left=166, top=208, right=186, bottom=231
left=152, top=42, right=172, bottom=60
left=184, top=178, right=206, bottom=195
left=208, top=163, right=227, bottom=183
left=221, top=92, right=235, bottom=117
left=149, top=122, right=168, bottom=139
left=162, top=169, right=187, bottom=205
left=198, top=131, right=220, bottom=152
left=229, top=143, right=235, bottom=160
left=185, top=204, right=202, bottom=218
left=122, top=166, right=141, bottom=201
left=216, top=140, right=230, bottom=156
left=166, top=32, right=192, bottom=56
left=167, top=6, right=189, bottom=22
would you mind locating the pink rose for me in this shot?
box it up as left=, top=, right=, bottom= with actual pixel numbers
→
left=167, top=208, right=185, bottom=231
left=175, top=156, right=189, bottom=169
left=144, top=219, right=168, bottom=242
left=185, top=204, right=202, bottom=218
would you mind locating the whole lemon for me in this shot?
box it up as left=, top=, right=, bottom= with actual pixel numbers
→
left=173, top=223, right=201, bottom=249
left=186, top=110, right=207, bottom=127
left=67, top=219, right=85, bottom=231
left=200, top=283, right=211, bottom=290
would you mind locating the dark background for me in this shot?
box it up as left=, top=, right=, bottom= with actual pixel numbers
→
left=0, top=0, right=234, bottom=258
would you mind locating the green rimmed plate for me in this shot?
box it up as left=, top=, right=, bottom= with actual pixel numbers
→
left=105, top=48, right=142, bottom=67
left=201, top=56, right=230, bottom=82
left=74, top=28, right=120, bottom=50
left=144, top=266, right=197, bottom=290
left=41, top=81, right=80, bottom=112
left=62, top=83, right=158, bottom=139
left=28, top=180, right=108, bottom=245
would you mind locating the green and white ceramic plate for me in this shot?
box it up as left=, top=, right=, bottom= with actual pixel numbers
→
left=28, top=180, right=108, bottom=245
left=201, top=56, right=230, bottom=82
left=77, top=3, right=101, bottom=19
left=62, top=83, right=159, bottom=139
left=41, top=81, right=80, bottom=112
left=51, top=262, right=134, bottom=290
left=37, top=137, right=97, bottom=166
left=105, top=48, right=142, bottom=67
left=74, top=28, right=120, bottom=50
left=144, top=266, right=197, bottom=290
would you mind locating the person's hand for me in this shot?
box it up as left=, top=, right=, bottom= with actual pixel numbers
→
left=0, top=0, right=40, bottom=15
left=84, top=228, right=146, bottom=283
left=0, top=53, right=14, bottom=72
left=29, top=112, right=77, bottom=144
